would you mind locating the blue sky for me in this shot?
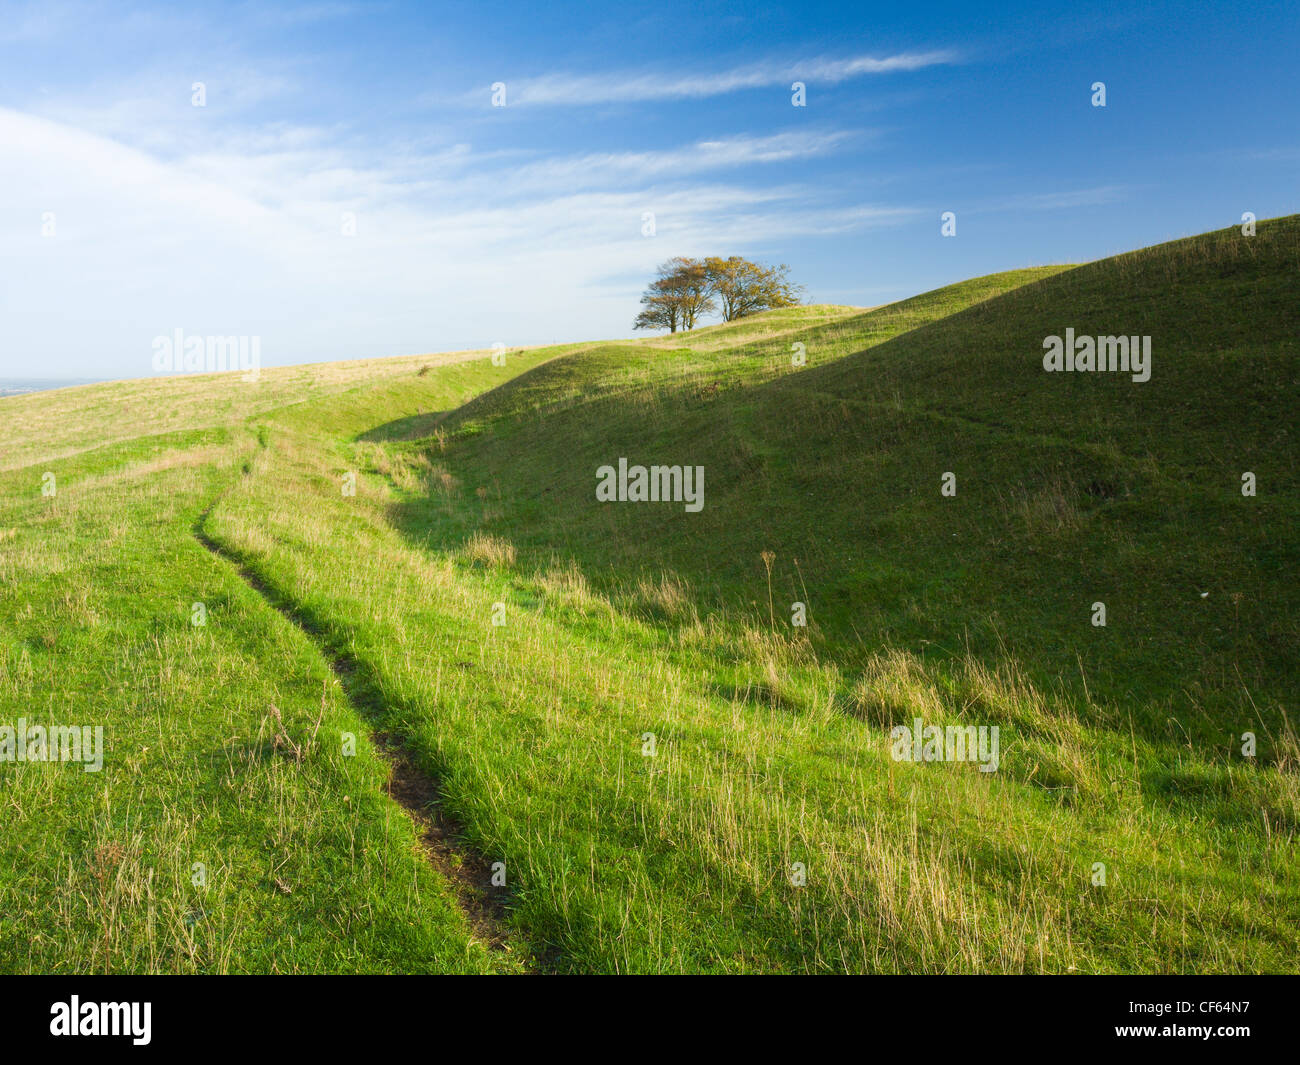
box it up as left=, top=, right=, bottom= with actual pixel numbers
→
left=1, top=0, right=1296, bottom=378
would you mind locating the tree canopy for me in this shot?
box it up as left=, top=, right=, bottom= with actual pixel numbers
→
left=633, top=256, right=801, bottom=333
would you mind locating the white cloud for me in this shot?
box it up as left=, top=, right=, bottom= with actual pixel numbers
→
left=506, top=130, right=864, bottom=192
left=980, top=186, right=1130, bottom=212
left=0, top=105, right=912, bottom=376
left=473, top=50, right=958, bottom=107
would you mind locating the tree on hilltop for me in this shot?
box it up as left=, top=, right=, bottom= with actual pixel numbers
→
left=633, top=256, right=800, bottom=333
left=701, top=256, right=801, bottom=322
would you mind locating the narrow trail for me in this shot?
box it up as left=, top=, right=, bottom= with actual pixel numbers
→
left=193, top=503, right=534, bottom=972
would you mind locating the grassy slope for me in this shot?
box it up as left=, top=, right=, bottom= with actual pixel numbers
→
left=2, top=222, right=1296, bottom=973
left=205, top=232, right=1295, bottom=972
left=0, top=351, right=557, bottom=973
left=632, top=303, right=866, bottom=352
left=426, top=230, right=1299, bottom=745
left=0, top=344, right=563, bottom=472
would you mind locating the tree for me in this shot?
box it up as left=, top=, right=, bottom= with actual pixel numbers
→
left=633, top=285, right=680, bottom=333
left=633, top=258, right=715, bottom=334
left=633, top=255, right=800, bottom=333
left=668, top=257, right=715, bottom=330
left=702, top=256, right=801, bottom=322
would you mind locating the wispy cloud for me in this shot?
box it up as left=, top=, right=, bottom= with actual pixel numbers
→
left=0, top=104, right=912, bottom=370
left=507, top=130, right=865, bottom=192
left=473, top=50, right=958, bottom=107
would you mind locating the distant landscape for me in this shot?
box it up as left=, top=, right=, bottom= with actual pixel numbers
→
left=0, top=379, right=104, bottom=397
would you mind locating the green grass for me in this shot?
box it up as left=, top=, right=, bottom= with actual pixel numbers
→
left=1, top=220, right=1296, bottom=973
left=0, top=359, right=533, bottom=974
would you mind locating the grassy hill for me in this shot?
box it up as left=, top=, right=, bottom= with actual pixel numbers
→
left=1, top=219, right=1296, bottom=973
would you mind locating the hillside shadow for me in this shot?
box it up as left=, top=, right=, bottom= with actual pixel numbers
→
left=357, top=410, right=452, bottom=443
left=357, top=222, right=1300, bottom=750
